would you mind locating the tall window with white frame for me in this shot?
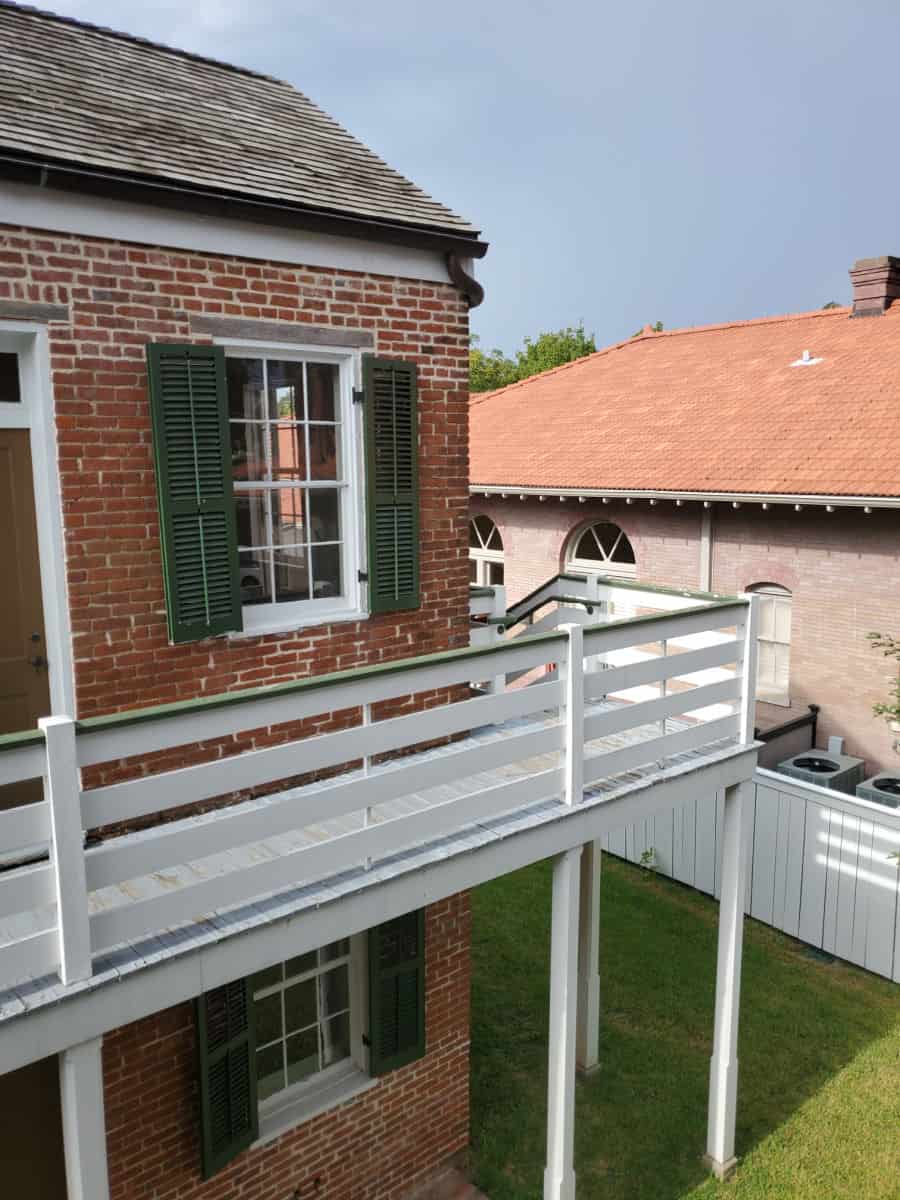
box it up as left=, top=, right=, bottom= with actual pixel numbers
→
left=750, top=583, right=792, bottom=705
left=469, top=514, right=504, bottom=586
left=226, top=351, right=360, bottom=632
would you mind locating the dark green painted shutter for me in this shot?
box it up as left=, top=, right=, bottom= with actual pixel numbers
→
left=368, top=909, right=426, bottom=1075
left=146, top=343, right=242, bottom=643
left=363, top=356, right=420, bottom=613
left=196, top=979, right=258, bottom=1179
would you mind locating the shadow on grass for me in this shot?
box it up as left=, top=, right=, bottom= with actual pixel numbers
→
left=469, top=854, right=899, bottom=1200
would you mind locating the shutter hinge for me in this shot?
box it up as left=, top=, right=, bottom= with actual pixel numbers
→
left=358, top=570, right=369, bottom=583
left=352, top=387, right=365, bottom=405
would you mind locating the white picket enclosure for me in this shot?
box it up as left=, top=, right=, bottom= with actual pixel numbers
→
left=0, top=591, right=753, bottom=990
left=602, top=766, right=900, bottom=982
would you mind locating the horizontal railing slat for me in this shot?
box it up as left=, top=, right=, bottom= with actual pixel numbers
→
left=583, top=714, right=741, bottom=786
left=89, top=766, right=564, bottom=953
left=0, top=801, right=50, bottom=853
left=0, top=926, right=58, bottom=984
left=0, top=862, right=55, bottom=920
left=0, top=744, right=45, bottom=787
left=81, top=679, right=563, bottom=829
left=583, top=603, right=745, bottom=656
left=76, top=633, right=566, bottom=768
left=583, top=677, right=741, bottom=742
left=584, top=640, right=741, bottom=701
left=84, top=719, right=565, bottom=890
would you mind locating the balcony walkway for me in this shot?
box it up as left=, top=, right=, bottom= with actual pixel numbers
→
left=0, top=691, right=744, bottom=1024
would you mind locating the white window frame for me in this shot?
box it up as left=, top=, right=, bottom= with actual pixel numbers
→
left=751, top=583, right=792, bottom=707
left=565, top=521, right=637, bottom=580
left=254, top=932, right=374, bottom=1145
left=469, top=515, right=504, bottom=587
left=220, top=340, right=366, bottom=637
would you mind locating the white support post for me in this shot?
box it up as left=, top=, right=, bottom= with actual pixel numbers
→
left=560, top=623, right=584, bottom=808
left=544, top=845, right=583, bottom=1200
left=704, top=779, right=752, bottom=1179
left=40, top=715, right=91, bottom=985
left=699, top=506, right=713, bottom=592
left=576, top=839, right=602, bottom=1075
left=59, top=1037, right=111, bottom=1200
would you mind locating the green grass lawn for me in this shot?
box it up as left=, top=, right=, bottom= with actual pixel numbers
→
left=470, top=854, right=899, bottom=1199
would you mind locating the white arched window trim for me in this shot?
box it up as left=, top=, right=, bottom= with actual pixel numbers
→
left=750, top=583, right=792, bottom=706
left=565, top=521, right=637, bottom=580
left=469, top=515, right=504, bottom=587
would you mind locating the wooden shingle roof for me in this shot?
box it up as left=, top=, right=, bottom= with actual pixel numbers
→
left=0, top=3, right=481, bottom=242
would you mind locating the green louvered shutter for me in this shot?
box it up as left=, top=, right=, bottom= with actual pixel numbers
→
left=196, top=979, right=258, bottom=1179
left=146, top=343, right=242, bottom=643
left=368, top=910, right=426, bottom=1075
left=363, top=356, right=420, bottom=613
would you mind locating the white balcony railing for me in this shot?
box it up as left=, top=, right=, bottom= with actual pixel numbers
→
left=0, top=587, right=756, bottom=993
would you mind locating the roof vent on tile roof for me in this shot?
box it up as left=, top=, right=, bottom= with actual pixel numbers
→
left=849, top=255, right=900, bottom=317
left=790, top=349, right=823, bottom=367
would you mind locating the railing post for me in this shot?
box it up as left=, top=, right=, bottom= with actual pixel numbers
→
left=59, top=1037, right=111, bottom=1200
left=560, top=623, right=584, bottom=807
left=576, top=838, right=602, bottom=1074
left=40, top=715, right=91, bottom=985
left=738, top=593, right=760, bottom=744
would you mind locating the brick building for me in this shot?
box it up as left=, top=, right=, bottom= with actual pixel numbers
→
left=0, top=6, right=482, bottom=1197
left=469, top=270, right=900, bottom=774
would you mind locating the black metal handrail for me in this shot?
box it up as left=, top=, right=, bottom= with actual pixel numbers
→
left=755, top=704, right=819, bottom=747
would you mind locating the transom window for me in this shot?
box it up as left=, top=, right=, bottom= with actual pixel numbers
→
left=251, top=938, right=352, bottom=1101
left=469, top=514, right=504, bottom=586
left=225, top=350, right=361, bottom=632
left=751, top=583, right=792, bottom=705
left=566, top=521, right=636, bottom=578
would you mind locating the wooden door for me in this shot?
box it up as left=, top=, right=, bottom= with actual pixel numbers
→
left=0, top=427, right=50, bottom=806
left=0, top=1055, right=68, bottom=1196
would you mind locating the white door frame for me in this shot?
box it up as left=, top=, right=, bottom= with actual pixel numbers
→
left=0, top=320, right=75, bottom=719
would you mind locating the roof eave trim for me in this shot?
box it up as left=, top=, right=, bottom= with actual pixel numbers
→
left=469, top=484, right=900, bottom=509
left=0, top=152, right=488, bottom=260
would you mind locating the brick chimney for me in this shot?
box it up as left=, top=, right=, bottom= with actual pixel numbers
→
left=849, top=255, right=900, bottom=316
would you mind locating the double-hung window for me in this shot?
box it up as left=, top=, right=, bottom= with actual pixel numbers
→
left=146, top=344, right=420, bottom=643
left=751, top=582, right=792, bottom=705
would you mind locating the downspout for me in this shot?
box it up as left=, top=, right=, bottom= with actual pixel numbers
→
left=446, top=252, right=485, bottom=308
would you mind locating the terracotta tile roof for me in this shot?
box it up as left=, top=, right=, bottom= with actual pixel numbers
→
left=0, top=3, right=479, bottom=238
left=470, top=305, right=900, bottom=498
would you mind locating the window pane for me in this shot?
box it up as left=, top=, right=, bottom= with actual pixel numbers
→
left=268, top=360, right=305, bottom=422
left=320, top=1012, right=350, bottom=1069
left=0, top=353, right=20, bottom=403
left=286, top=1027, right=319, bottom=1085
left=308, top=425, right=338, bottom=480
left=235, top=490, right=269, bottom=549
left=320, top=939, right=350, bottom=963
left=319, top=965, right=349, bottom=1018
left=310, top=544, right=341, bottom=599
left=488, top=562, right=505, bottom=585
left=227, top=357, right=265, bottom=421
left=309, top=490, right=340, bottom=543
left=231, top=422, right=267, bottom=482
left=757, top=641, right=775, bottom=688
left=271, top=424, right=307, bottom=482
left=274, top=545, right=310, bottom=603
left=286, top=951, right=317, bottom=978
left=307, top=362, right=338, bottom=421
left=469, top=558, right=478, bottom=582
left=774, top=597, right=792, bottom=643
left=251, top=963, right=282, bottom=992
left=284, top=977, right=317, bottom=1034
left=256, top=1043, right=284, bottom=1100
left=758, top=596, right=776, bottom=641
left=239, top=550, right=273, bottom=606
left=254, top=991, right=283, bottom=1048
left=271, top=487, right=306, bottom=544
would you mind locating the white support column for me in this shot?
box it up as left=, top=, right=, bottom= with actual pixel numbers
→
left=544, top=845, right=583, bottom=1200
left=699, top=506, right=713, bottom=592
left=560, top=623, right=584, bottom=808
left=704, top=779, right=752, bottom=1179
left=576, top=839, right=602, bottom=1075
left=59, top=1037, right=111, bottom=1200
left=40, top=715, right=91, bottom=984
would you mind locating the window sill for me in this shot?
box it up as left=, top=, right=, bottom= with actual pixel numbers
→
left=227, top=609, right=368, bottom=640
left=253, top=1060, right=376, bottom=1146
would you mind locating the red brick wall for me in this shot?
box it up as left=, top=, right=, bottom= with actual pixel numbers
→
left=103, top=893, right=471, bottom=1200
left=0, top=224, right=471, bottom=720
left=473, top=498, right=900, bottom=772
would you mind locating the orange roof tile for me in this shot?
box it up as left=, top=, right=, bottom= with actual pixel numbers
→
left=469, top=306, right=900, bottom=497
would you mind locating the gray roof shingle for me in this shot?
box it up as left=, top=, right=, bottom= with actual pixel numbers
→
left=0, top=3, right=480, bottom=239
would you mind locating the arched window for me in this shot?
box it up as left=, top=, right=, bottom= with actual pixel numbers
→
left=469, top=515, right=504, bottom=586
left=565, top=521, right=636, bottom=579
left=750, top=583, right=792, bottom=705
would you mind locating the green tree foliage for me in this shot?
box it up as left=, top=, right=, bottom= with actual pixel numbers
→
left=469, top=323, right=596, bottom=393
left=822, top=300, right=841, bottom=309
left=632, top=320, right=664, bottom=336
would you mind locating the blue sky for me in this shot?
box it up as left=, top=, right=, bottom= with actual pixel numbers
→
left=48, top=1, right=900, bottom=352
